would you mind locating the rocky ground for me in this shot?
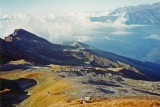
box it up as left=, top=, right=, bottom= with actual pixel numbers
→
left=50, top=65, right=160, bottom=98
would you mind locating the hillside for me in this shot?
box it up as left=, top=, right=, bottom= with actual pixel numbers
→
left=0, top=38, right=23, bottom=64
left=0, top=29, right=160, bottom=107
left=1, top=29, right=160, bottom=80
left=0, top=63, right=160, bottom=107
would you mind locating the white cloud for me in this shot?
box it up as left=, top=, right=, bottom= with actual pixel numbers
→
left=110, top=30, right=132, bottom=35
left=105, top=36, right=112, bottom=40
left=86, top=10, right=112, bottom=17
left=146, top=34, right=160, bottom=40
left=75, top=36, right=92, bottom=42
left=0, top=13, right=96, bottom=43
left=0, top=12, right=139, bottom=43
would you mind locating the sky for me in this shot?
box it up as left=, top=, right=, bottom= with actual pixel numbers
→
left=1, top=0, right=160, bottom=14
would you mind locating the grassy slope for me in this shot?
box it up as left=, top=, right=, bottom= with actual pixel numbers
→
left=8, top=60, right=30, bottom=65
left=68, top=96, right=160, bottom=107
left=0, top=69, right=72, bottom=107
left=0, top=65, right=160, bottom=107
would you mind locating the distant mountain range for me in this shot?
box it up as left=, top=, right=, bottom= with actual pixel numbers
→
left=0, top=29, right=160, bottom=80
left=90, top=2, right=160, bottom=25
left=89, top=2, right=160, bottom=65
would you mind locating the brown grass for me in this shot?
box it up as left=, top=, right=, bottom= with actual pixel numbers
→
left=0, top=70, right=72, bottom=107
left=1, top=70, right=160, bottom=107
left=0, top=88, right=11, bottom=93
left=67, top=96, right=160, bottom=107
left=8, top=59, right=30, bottom=64
left=20, top=78, right=71, bottom=107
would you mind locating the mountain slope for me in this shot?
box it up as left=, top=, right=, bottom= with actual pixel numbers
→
left=1, top=29, right=160, bottom=80
left=0, top=38, right=28, bottom=64
left=3, top=29, right=82, bottom=65
left=144, top=48, right=160, bottom=64
left=66, top=41, right=160, bottom=80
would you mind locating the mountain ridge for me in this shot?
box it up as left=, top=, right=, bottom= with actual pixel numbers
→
left=1, top=29, right=160, bottom=80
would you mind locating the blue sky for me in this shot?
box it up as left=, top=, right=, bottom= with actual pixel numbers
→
left=0, top=0, right=160, bottom=14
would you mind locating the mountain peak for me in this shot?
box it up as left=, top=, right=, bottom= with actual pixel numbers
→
left=66, top=41, right=82, bottom=47
left=4, top=29, right=49, bottom=44
left=63, top=41, right=94, bottom=49
left=4, top=29, right=31, bottom=42
left=12, top=29, right=24, bottom=36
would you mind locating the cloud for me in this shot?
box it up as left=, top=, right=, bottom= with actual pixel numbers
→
left=75, top=36, right=92, bottom=42
left=105, top=36, right=112, bottom=40
left=0, top=13, right=97, bottom=43
left=0, top=12, right=140, bottom=43
left=110, top=30, right=132, bottom=35
left=146, top=34, right=160, bottom=40
left=86, top=11, right=112, bottom=17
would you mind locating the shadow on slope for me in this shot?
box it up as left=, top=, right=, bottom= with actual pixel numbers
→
left=0, top=64, right=32, bottom=71
left=0, top=78, right=37, bottom=107
left=133, top=89, right=160, bottom=96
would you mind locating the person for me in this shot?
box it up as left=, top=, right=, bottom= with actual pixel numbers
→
left=48, top=92, right=50, bottom=96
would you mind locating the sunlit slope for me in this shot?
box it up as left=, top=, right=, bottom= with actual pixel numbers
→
left=0, top=70, right=72, bottom=107
left=0, top=65, right=160, bottom=107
